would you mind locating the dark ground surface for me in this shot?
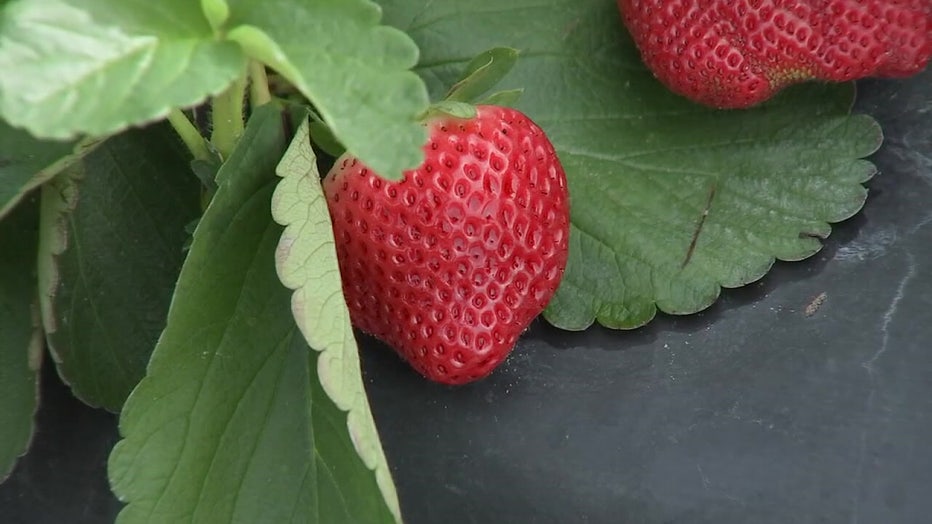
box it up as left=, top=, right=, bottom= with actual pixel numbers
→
left=1, top=70, right=930, bottom=523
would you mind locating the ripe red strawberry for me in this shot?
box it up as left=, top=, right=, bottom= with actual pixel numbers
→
left=323, top=105, right=570, bottom=385
left=618, top=0, right=932, bottom=108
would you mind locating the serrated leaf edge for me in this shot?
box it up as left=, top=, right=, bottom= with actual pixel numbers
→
left=0, top=291, right=44, bottom=483
left=270, top=119, right=402, bottom=522
left=0, top=2, right=245, bottom=141
left=36, top=168, right=82, bottom=342
left=0, top=136, right=104, bottom=221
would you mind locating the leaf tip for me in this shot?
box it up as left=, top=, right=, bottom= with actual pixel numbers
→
left=201, top=0, right=230, bottom=32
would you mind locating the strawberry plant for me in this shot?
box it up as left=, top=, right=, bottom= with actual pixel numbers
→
left=0, top=0, right=922, bottom=522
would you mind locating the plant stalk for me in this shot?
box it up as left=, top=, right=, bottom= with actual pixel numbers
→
left=248, top=61, right=272, bottom=107
left=211, top=74, right=248, bottom=159
left=167, top=108, right=212, bottom=162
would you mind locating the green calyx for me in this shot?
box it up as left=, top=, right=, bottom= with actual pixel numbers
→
left=421, top=46, right=525, bottom=121
left=421, top=100, right=477, bottom=121
left=445, top=47, right=521, bottom=105
left=314, top=45, right=526, bottom=152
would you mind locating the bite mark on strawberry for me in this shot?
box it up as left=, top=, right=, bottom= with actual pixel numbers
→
left=323, top=106, right=571, bottom=385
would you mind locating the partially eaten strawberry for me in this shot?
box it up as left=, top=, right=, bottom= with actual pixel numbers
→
left=618, top=0, right=932, bottom=108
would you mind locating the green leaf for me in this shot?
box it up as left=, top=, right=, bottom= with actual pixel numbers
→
left=36, top=123, right=201, bottom=411
left=272, top=118, right=400, bottom=521
left=0, top=0, right=246, bottom=140
left=0, top=121, right=101, bottom=221
left=380, top=0, right=882, bottom=330
left=223, top=0, right=429, bottom=179
left=308, top=119, right=346, bottom=159
left=109, top=105, right=395, bottom=524
left=0, top=197, right=42, bottom=480
left=477, top=88, right=523, bottom=107
left=445, top=47, right=519, bottom=103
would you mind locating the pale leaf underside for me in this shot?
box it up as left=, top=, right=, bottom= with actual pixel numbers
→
left=271, top=118, right=401, bottom=521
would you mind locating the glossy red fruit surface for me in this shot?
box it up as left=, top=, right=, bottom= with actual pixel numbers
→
left=618, top=0, right=931, bottom=108
left=323, top=106, right=571, bottom=385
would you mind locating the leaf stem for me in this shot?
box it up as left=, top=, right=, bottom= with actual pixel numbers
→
left=211, top=75, right=247, bottom=159
left=167, top=108, right=211, bottom=162
left=248, top=61, right=272, bottom=107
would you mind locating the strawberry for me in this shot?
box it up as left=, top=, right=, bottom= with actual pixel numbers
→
left=323, top=105, right=570, bottom=385
left=618, top=0, right=932, bottom=108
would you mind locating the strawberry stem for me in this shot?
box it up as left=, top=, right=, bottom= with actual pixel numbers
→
left=166, top=108, right=212, bottom=162
left=210, top=73, right=247, bottom=160
left=248, top=60, right=272, bottom=108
